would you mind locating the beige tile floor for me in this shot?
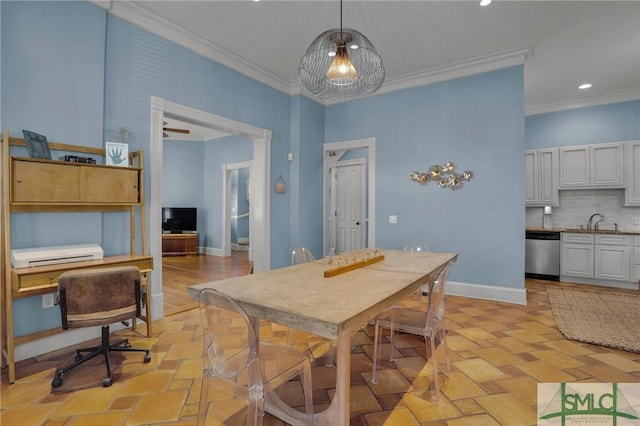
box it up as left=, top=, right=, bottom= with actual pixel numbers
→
left=1, top=279, right=639, bottom=425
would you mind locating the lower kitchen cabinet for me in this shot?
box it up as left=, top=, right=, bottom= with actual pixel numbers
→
left=633, top=237, right=640, bottom=283
left=561, top=242, right=594, bottom=278
left=595, top=245, right=630, bottom=281
left=561, top=232, right=636, bottom=289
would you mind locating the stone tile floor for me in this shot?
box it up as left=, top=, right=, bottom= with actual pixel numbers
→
left=1, top=279, right=639, bottom=425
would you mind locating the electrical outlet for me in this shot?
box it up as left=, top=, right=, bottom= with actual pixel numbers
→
left=389, top=215, right=398, bottom=224
left=42, top=293, right=55, bottom=309
left=631, top=216, right=640, bottom=225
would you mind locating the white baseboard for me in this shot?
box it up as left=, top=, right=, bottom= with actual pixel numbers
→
left=446, top=281, right=527, bottom=305
left=203, top=247, right=224, bottom=257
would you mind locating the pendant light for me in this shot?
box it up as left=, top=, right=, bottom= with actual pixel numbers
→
left=299, top=0, right=384, bottom=101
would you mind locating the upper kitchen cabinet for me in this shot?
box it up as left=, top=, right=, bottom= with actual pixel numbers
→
left=624, top=141, right=640, bottom=206
left=559, top=143, right=624, bottom=189
left=525, top=148, right=559, bottom=206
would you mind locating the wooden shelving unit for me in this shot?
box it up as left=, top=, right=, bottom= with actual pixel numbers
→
left=1, top=130, right=153, bottom=384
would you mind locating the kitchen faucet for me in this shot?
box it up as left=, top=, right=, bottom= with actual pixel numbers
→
left=588, top=213, right=604, bottom=230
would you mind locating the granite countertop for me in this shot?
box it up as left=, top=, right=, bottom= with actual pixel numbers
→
left=526, top=227, right=640, bottom=236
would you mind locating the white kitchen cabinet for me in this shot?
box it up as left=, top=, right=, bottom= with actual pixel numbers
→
left=561, top=233, right=595, bottom=278
left=632, top=237, right=640, bottom=283
left=525, top=148, right=558, bottom=206
left=560, top=146, right=590, bottom=188
left=594, top=234, right=631, bottom=282
left=624, top=141, right=640, bottom=206
left=559, top=143, right=623, bottom=188
left=561, top=232, right=637, bottom=287
left=562, top=243, right=594, bottom=277
left=591, top=143, right=624, bottom=187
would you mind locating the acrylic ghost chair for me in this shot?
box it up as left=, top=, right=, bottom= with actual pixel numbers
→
left=371, top=259, right=455, bottom=404
left=197, top=287, right=314, bottom=426
left=404, top=240, right=432, bottom=309
left=288, top=246, right=337, bottom=367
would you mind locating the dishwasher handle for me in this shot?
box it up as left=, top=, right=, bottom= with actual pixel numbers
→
left=526, top=231, right=560, bottom=240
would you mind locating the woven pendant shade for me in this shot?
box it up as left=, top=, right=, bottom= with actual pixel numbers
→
left=298, top=2, right=384, bottom=102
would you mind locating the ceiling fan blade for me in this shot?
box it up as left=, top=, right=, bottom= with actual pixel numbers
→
left=163, top=127, right=190, bottom=134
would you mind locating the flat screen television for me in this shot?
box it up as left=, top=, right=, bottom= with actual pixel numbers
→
left=162, top=207, right=197, bottom=233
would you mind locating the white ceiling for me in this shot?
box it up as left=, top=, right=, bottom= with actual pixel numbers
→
left=110, top=0, right=640, bottom=139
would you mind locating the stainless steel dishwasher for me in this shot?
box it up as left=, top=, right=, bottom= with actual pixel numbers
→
left=525, top=231, right=560, bottom=281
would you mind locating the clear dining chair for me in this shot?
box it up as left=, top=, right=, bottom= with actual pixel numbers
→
left=289, top=246, right=337, bottom=367
left=291, top=246, right=316, bottom=265
left=404, top=240, right=431, bottom=309
left=371, top=260, right=454, bottom=404
left=197, top=288, right=314, bottom=426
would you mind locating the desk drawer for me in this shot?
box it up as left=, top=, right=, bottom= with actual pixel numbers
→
left=13, top=270, right=60, bottom=292
left=12, top=257, right=153, bottom=294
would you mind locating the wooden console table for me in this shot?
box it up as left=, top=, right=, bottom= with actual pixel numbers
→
left=162, top=233, right=198, bottom=256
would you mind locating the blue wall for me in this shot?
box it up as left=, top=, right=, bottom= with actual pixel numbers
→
left=526, top=100, right=640, bottom=149
left=289, top=95, right=325, bottom=258
left=326, top=67, right=526, bottom=288
left=6, top=1, right=636, bottom=343
left=2, top=1, right=110, bottom=336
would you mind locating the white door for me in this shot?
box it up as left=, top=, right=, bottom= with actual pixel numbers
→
left=335, top=161, right=366, bottom=253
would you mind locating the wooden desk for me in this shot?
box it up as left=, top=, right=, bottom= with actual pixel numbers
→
left=4, top=255, right=153, bottom=384
left=187, top=249, right=457, bottom=426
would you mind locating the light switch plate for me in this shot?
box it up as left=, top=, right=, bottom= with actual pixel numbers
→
left=389, top=215, right=398, bottom=224
left=631, top=216, right=640, bottom=225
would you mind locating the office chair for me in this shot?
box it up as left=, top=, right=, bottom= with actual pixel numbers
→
left=51, top=266, right=151, bottom=388
left=198, top=288, right=314, bottom=426
left=371, top=260, right=454, bottom=404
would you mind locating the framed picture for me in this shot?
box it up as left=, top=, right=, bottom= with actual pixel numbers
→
left=23, top=130, right=52, bottom=159
left=105, top=142, right=129, bottom=167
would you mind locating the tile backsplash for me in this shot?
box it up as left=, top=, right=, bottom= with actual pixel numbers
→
left=526, top=189, right=640, bottom=232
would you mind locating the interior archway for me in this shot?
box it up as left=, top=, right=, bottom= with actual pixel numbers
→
left=149, top=97, right=271, bottom=317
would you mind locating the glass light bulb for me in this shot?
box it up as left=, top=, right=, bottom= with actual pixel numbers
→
left=326, top=40, right=358, bottom=86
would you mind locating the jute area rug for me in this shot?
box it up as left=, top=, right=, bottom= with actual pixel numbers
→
left=547, top=286, right=640, bottom=353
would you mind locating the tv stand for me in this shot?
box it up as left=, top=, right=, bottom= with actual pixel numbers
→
left=162, top=232, right=198, bottom=256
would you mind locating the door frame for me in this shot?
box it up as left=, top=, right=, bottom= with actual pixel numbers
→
left=150, top=97, right=271, bottom=317
left=223, top=161, right=252, bottom=258
left=323, top=137, right=376, bottom=256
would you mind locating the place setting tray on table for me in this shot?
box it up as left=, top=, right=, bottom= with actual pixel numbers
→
left=323, top=249, right=384, bottom=278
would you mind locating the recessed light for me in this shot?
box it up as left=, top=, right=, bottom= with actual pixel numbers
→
left=480, top=0, right=492, bottom=6
left=578, top=83, right=592, bottom=90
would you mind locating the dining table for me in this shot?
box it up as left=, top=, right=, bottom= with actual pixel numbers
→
left=187, top=249, right=458, bottom=426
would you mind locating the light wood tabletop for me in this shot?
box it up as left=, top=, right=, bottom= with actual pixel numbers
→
left=187, top=249, right=458, bottom=426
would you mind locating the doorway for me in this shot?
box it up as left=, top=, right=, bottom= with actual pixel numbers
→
left=223, top=162, right=252, bottom=257
left=323, top=137, right=377, bottom=256
left=150, top=97, right=271, bottom=318
left=332, top=159, right=366, bottom=254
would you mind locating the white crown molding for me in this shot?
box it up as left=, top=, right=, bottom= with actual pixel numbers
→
left=106, top=1, right=293, bottom=95
left=377, top=47, right=531, bottom=98
left=298, top=47, right=531, bottom=106
left=103, top=1, right=532, bottom=104
left=100, top=2, right=634, bottom=114
left=526, top=88, right=640, bottom=116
